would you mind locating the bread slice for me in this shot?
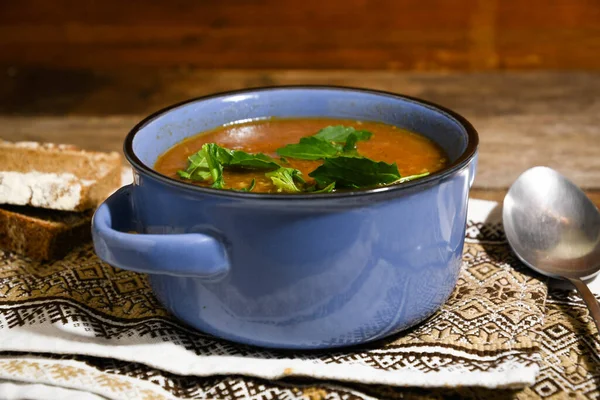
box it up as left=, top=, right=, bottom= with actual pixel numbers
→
left=0, top=141, right=121, bottom=211
left=0, top=204, right=92, bottom=261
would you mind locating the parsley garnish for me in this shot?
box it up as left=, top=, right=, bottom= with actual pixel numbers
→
left=309, top=156, right=401, bottom=188
left=265, top=168, right=306, bottom=193
left=276, top=137, right=339, bottom=160
left=233, top=178, right=256, bottom=192
left=275, top=125, right=372, bottom=161
left=177, top=143, right=280, bottom=189
left=176, top=125, right=430, bottom=193
left=313, top=126, right=372, bottom=143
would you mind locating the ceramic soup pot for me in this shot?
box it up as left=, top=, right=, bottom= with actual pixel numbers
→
left=92, top=86, right=479, bottom=349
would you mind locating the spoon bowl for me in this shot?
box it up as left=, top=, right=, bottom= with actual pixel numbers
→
left=503, top=166, right=600, bottom=332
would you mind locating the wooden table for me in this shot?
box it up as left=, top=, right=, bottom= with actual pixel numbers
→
left=1, top=68, right=599, bottom=205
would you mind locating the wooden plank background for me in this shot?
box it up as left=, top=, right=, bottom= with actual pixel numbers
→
left=1, top=1, right=598, bottom=203
left=1, top=0, right=599, bottom=70
left=1, top=68, right=598, bottom=193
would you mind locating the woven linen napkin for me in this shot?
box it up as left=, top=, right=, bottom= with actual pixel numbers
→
left=0, top=191, right=550, bottom=400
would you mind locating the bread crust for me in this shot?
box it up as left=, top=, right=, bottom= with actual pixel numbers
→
left=0, top=205, right=92, bottom=260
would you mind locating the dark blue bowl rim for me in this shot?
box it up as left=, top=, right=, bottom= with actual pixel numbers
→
left=124, top=85, right=479, bottom=200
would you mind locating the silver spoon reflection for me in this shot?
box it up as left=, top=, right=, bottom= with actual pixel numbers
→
left=503, top=166, right=600, bottom=333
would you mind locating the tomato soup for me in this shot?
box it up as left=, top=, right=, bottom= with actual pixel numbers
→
left=154, top=118, right=448, bottom=193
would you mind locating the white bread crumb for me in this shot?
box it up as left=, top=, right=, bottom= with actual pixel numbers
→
left=0, top=140, right=79, bottom=151
left=0, top=171, right=95, bottom=211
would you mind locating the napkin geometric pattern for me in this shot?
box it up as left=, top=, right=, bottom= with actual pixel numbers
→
left=529, top=290, right=600, bottom=398
left=0, top=204, right=547, bottom=400
left=0, top=200, right=596, bottom=399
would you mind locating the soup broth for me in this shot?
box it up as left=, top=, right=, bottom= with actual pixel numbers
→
left=154, top=118, right=448, bottom=193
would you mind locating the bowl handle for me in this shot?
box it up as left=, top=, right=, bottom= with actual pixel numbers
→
left=92, top=185, right=230, bottom=279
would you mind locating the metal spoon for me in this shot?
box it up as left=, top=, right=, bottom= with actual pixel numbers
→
left=503, top=166, right=600, bottom=333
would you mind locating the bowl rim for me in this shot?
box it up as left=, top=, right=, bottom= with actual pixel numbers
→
left=124, top=85, right=479, bottom=200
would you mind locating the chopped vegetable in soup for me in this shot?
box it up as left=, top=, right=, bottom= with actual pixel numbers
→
left=154, top=118, right=448, bottom=193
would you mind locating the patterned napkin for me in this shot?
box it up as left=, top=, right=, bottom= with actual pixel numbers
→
left=0, top=194, right=557, bottom=400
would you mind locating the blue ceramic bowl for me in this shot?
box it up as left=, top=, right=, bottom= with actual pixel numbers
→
left=92, top=86, right=478, bottom=349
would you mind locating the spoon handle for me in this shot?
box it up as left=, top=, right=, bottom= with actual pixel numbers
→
left=568, top=278, right=600, bottom=334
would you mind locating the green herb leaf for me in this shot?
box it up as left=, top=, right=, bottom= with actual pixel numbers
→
left=342, top=133, right=360, bottom=155
left=176, top=168, right=212, bottom=181
left=276, top=137, right=340, bottom=160
left=306, top=182, right=336, bottom=193
left=233, top=178, right=256, bottom=192
left=188, top=151, right=209, bottom=168
left=313, top=126, right=372, bottom=143
left=177, top=150, right=212, bottom=181
left=212, top=146, right=233, bottom=165
left=202, top=144, right=226, bottom=189
left=392, top=171, right=430, bottom=184
left=228, top=150, right=280, bottom=169
left=177, top=143, right=280, bottom=188
left=265, top=167, right=305, bottom=193
left=177, top=170, right=192, bottom=179
left=275, top=126, right=373, bottom=161
left=309, top=156, right=400, bottom=188
left=207, top=144, right=280, bottom=170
